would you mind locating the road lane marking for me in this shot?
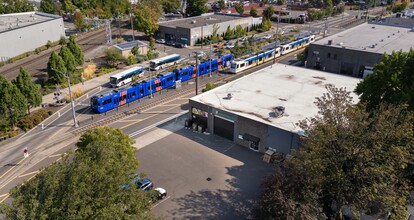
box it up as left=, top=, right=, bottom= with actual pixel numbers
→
left=18, top=170, right=40, bottom=178
left=0, top=193, right=9, bottom=203
left=47, top=127, right=65, bottom=141
left=48, top=153, right=63, bottom=158
left=119, top=105, right=183, bottom=130
left=0, top=193, right=8, bottom=198
left=0, top=157, right=26, bottom=180
left=161, top=104, right=181, bottom=107
left=35, top=143, right=44, bottom=150
left=118, top=119, right=143, bottom=123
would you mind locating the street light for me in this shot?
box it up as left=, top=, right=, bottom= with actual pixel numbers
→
left=52, top=69, right=78, bottom=127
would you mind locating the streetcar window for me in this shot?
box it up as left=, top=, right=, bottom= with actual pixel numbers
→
left=131, top=91, right=136, bottom=98
left=103, top=99, right=112, bottom=105
left=91, top=99, right=99, bottom=106
left=140, top=89, right=144, bottom=95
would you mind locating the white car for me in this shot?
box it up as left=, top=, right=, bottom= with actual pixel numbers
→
left=262, top=34, right=272, bottom=40
left=156, top=39, right=166, bottom=44
left=154, top=187, right=167, bottom=199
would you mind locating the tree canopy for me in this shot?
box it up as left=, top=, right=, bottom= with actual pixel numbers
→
left=162, top=0, right=180, bottom=13
left=12, top=67, right=42, bottom=115
left=186, top=0, right=208, bottom=17
left=47, top=51, right=67, bottom=83
left=255, top=85, right=414, bottom=219
left=133, top=0, right=163, bottom=36
left=0, top=0, right=34, bottom=14
left=262, top=6, right=274, bottom=20
left=355, top=49, right=414, bottom=112
left=59, top=46, right=77, bottom=72
left=0, top=127, right=160, bottom=219
left=67, top=35, right=84, bottom=66
left=0, top=76, right=27, bottom=127
left=235, top=2, right=244, bottom=15
left=250, top=7, right=258, bottom=17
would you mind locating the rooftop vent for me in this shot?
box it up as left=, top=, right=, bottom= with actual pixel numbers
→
left=328, top=40, right=333, bottom=45
left=191, top=20, right=196, bottom=24
left=227, top=93, right=233, bottom=100
left=336, top=42, right=343, bottom=46
left=371, top=26, right=375, bottom=29
left=273, top=106, right=285, bottom=118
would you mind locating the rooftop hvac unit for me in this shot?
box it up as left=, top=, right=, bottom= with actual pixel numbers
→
left=273, top=106, right=285, bottom=118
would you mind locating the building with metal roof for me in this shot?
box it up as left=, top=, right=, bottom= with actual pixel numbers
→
left=0, top=12, right=65, bottom=62
left=188, top=64, right=360, bottom=154
left=305, top=21, right=414, bottom=78
left=113, top=40, right=148, bottom=58
left=157, top=12, right=262, bottom=46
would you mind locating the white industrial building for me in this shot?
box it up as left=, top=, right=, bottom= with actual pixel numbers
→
left=189, top=65, right=361, bottom=154
left=0, top=12, right=65, bottom=62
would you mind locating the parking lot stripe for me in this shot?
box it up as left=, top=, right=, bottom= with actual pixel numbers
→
left=151, top=195, right=170, bottom=209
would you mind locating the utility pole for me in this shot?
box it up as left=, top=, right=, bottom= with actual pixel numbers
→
left=209, top=42, right=212, bottom=77
left=149, top=70, right=153, bottom=98
left=52, top=69, right=78, bottom=127
left=130, top=13, right=135, bottom=41
left=201, top=26, right=204, bottom=49
left=193, top=51, right=201, bottom=95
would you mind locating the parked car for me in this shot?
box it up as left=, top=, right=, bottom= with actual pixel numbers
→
left=262, top=34, right=272, bottom=40
left=137, top=178, right=154, bottom=191
left=165, top=41, right=176, bottom=46
left=213, top=42, right=224, bottom=47
left=122, top=174, right=153, bottom=191
left=225, top=42, right=235, bottom=49
left=154, top=188, right=167, bottom=199
left=195, top=51, right=206, bottom=58
left=156, top=39, right=166, bottom=44
left=175, top=42, right=187, bottom=48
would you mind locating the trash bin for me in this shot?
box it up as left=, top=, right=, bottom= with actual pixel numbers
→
left=198, top=124, right=205, bottom=133
left=192, top=122, right=199, bottom=131
left=185, top=119, right=193, bottom=128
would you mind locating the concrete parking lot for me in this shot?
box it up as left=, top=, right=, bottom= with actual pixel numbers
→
left=134, top=115, right=274, bottom=219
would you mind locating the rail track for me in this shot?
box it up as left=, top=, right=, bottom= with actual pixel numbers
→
left=0, top=21, right=130, bottom=81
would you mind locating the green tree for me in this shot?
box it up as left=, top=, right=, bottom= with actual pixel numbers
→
left=59, top=46, right=77, bottom=72
left=134, top=0, right=163, bottom=36
left=186, top=0, right=208, bottom=16
left=60, top=0, right=76, bottom=12
left=263, top=5, right=274, bottom=20
left=235, top=25, right=245, bottom=38
left=40, top=0, right=55, bottom=14
left=277, top=0, right=286, bottom=5
left=59, top=36, right=66, bottom=46
left=262, top=19, right=272, bottom=31
left=0, top=127, right=160, bottom=219
left=12, top=67, right=42, bottom=115
left=250, top=7, right=258, bottom=17
left=224, top=26, right=233, bottom=40
left=105, top=47, right=126, bottom=67
left=67, top=35, right=84, bottom=66
left=0, top=0, right=34, bottom=14
left=131, top=46, right=140, bottom=56
left=47, top=51, right=67, bottom=83
left=73, top=10, right=88, bottom=31
left=324, top=0, right=333, bottom=16
left=257, top=85, right=414, bottom=219
left=211, top=24, right=220, bottom=42
left=235, top=2, right=244, bottom=15
left=162, top=0, right=180, bottom=13
left=0, top=76, right=27, bottom=127
left=355, top=49, right=414, bottom=111
left=217, top=0, right=225, bottom=9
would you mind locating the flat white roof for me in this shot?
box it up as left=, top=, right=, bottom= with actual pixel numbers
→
left=191, top=65, right=361, bottom=133
left=313, top=22, right=414, bottom=54
left=0, top=12, right=62, bottom=33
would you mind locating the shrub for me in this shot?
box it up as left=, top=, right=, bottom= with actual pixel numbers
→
left=65, top=88, right=84, bottom=102
left=98, top=67, right=116, bottom=76
left=17, top=109, right=52, bottom=131
left=82, top=64, right=96, bottom=80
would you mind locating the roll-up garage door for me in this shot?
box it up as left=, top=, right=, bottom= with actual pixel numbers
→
left=214, top=116, right=234, bottom=141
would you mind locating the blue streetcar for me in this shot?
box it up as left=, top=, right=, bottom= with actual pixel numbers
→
left=90, top=54, right=233, bottom=113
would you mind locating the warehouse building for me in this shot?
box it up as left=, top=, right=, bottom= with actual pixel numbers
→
left=305, top=21, right=414, bottom=78
left=0, top=12, right=65, bottom=62
left=188, top=65, right=360, bottom=154
left=157, top=12, right=262, bottom=46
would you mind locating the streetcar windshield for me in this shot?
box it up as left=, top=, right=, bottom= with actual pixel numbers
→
left=91, top=98, right=99, bottom=106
